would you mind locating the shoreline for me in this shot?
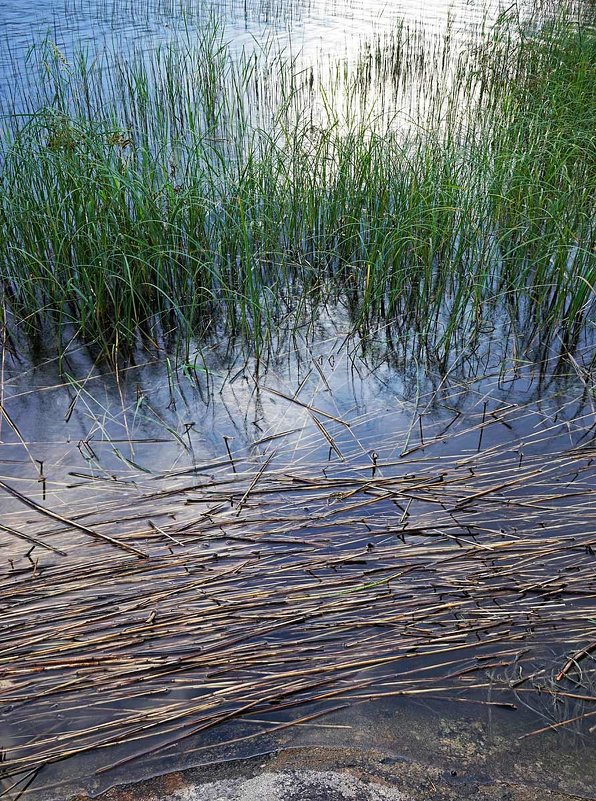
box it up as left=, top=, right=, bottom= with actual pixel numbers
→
left=72, top=745, right=596, bottom=801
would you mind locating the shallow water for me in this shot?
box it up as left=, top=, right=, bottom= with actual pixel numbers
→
left=2, top=330, right=593, bottom=511
left=0, top=0, right=510, bottom=66
left=0, top=0, right=594, bottom=796
left=0, top=0, right=528, bottom=114
left=1, top=332, right=595, bottom=799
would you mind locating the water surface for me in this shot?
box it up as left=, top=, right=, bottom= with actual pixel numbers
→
left=1, top=332, right=595, bottom=799
left=0, top=0, right=594, bottom=797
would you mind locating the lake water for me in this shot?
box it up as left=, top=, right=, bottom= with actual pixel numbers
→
left=1, top=329, right=595, bottom=799
left=0, top=0, right=512, bottom=65
left=0, top=0, right=530, bottom=114
left=0, top=0, right=595, bottom=798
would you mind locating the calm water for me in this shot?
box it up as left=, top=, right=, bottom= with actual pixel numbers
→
left=1, top=332, right=595, bottom=799
left=0, top=0, right=594, bottom=798
left=0, top=0, right=524, bottom=110
left=0, top=0, right=508, bottom=60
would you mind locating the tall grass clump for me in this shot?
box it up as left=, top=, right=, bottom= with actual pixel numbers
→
left=0, top=6, right=594, bottom=363
left=486, top=14, right=596, bottom=354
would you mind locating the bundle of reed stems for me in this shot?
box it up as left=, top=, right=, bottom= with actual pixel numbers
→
left=1, top=384, right=594, bottom=790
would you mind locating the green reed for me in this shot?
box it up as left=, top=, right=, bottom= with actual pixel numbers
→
left=0, top=6, right=594, bottom=363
